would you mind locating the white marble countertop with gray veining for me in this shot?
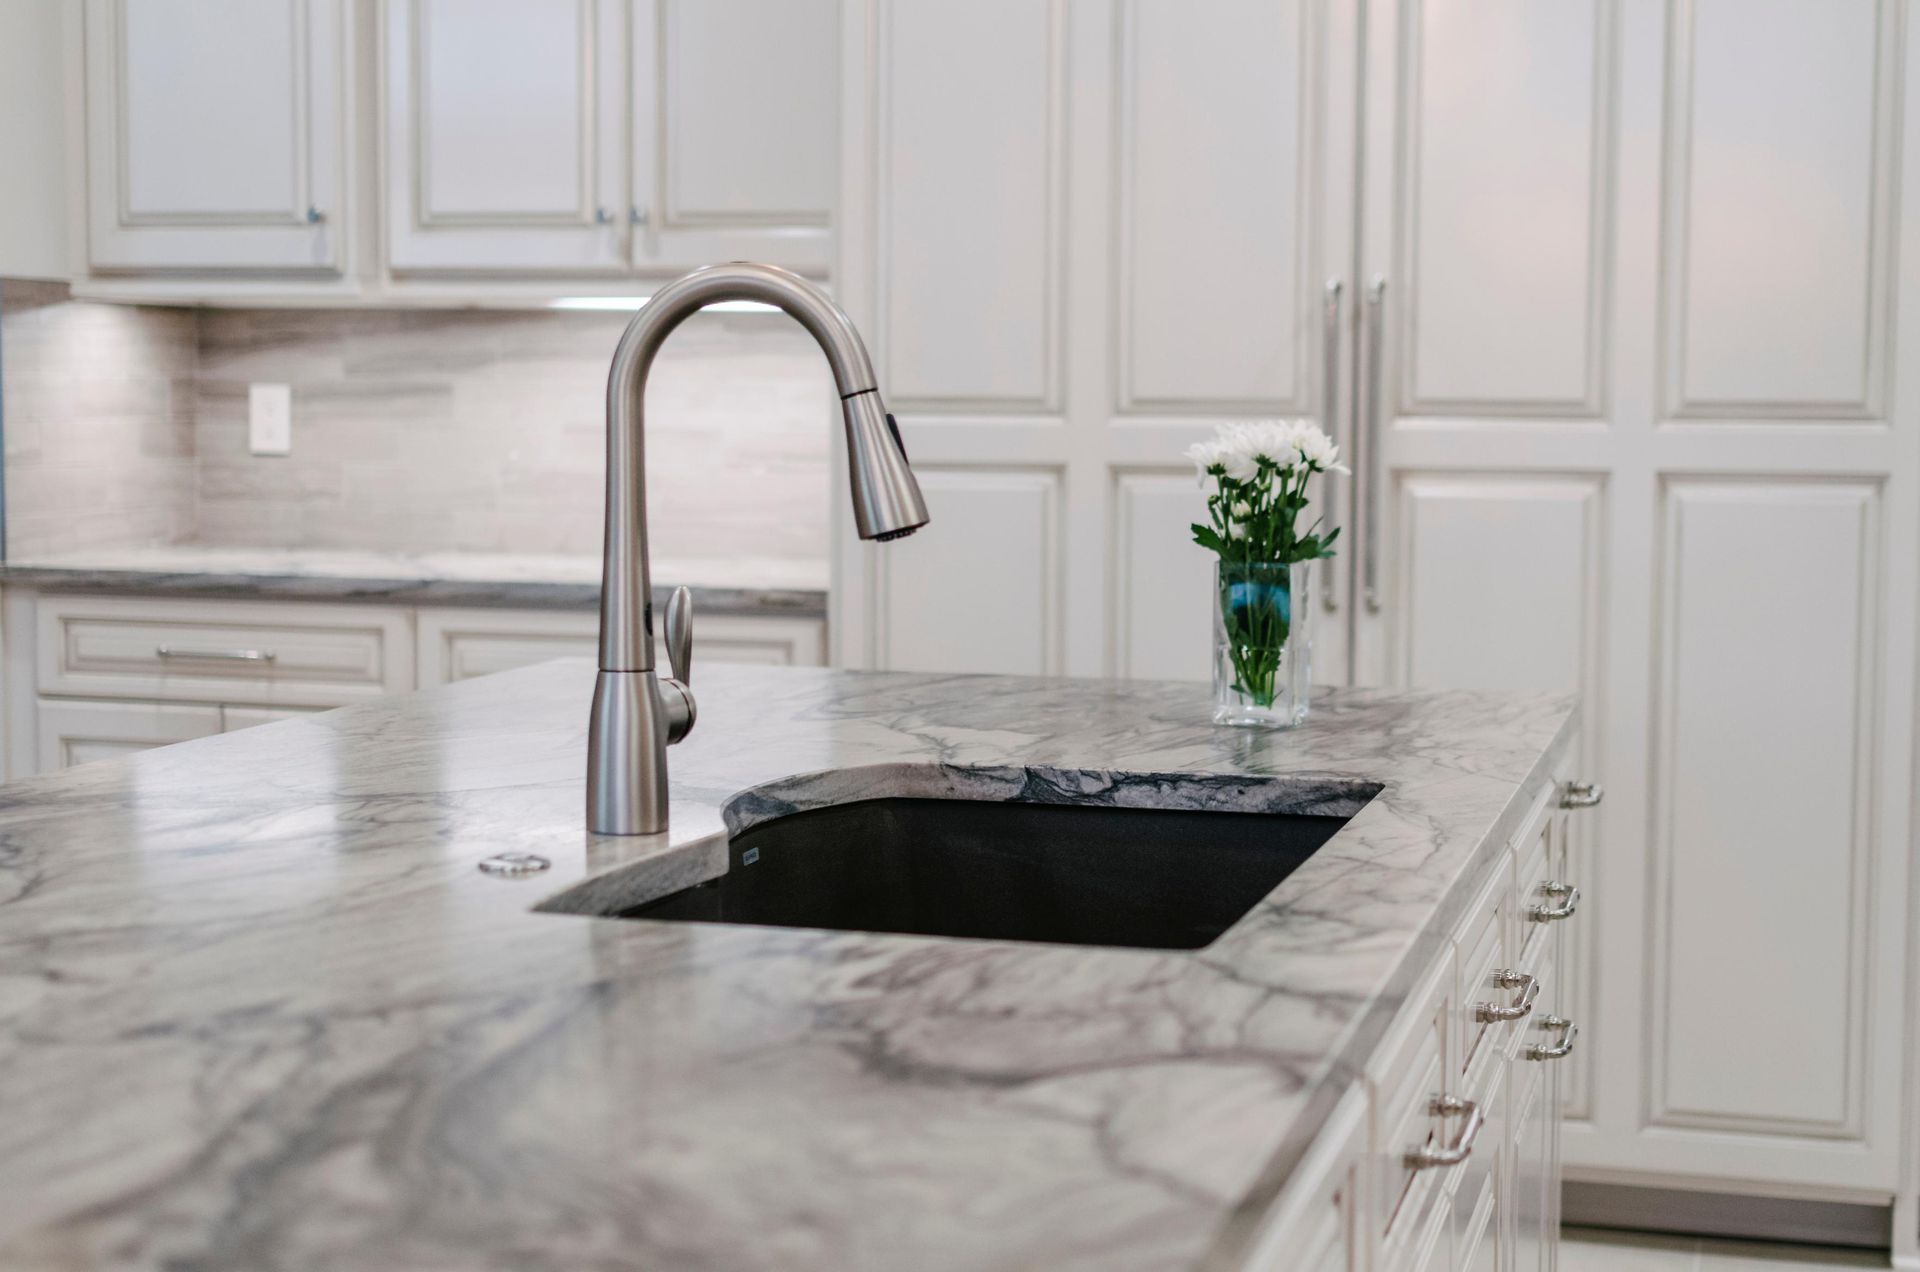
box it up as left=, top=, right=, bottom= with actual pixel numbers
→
left=0, top=546, right=829, bottom=614
left=0, top=661, right=1574, bottom=1272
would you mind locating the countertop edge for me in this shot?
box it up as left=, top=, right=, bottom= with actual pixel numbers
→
left=0, top=564, right=828, bottom=616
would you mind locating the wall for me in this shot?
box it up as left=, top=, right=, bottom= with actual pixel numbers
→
left=0, top=297, right=835, bottom=567
left=0, top=281, right=197, bottom=557
left=190, top=308, right=835, bottom=563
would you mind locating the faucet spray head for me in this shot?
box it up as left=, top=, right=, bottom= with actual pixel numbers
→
left=842, top=388, right=929, bottom=542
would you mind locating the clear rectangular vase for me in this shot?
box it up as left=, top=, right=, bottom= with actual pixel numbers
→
left=1212, top=559, right=1313, bottom=728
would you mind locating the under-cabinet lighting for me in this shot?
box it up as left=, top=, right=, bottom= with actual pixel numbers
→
left=546, top=296, right=779, bottom=313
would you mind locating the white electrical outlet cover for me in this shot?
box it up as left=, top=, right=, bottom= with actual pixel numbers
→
left=248, top=383, right=293, bottom=456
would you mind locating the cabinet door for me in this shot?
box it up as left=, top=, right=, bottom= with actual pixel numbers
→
left=84, top=0, right=347, bottom=272
left=834, top=0, right=1358, bottom=678
left=385, top=0, right=627, bottom=273
left=36, top=698, right=223, bottom=772
left=630, top=0, right=837, bottom=274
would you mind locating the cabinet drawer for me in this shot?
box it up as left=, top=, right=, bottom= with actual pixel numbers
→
left=415, top=607, right=828, bottom=687
left=1451, top=1064, right=1506, bottom=1272
left=1369, top=956, right=1455, bottom=1254
left=1454, top=854, right=1513, bottom=1078
left=37, top=597, right=412, bottom=708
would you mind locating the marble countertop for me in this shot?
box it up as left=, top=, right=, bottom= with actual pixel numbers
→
left=0, top=546, right=828, bottom=614
left=0, top=662, right=1574, bottom=1271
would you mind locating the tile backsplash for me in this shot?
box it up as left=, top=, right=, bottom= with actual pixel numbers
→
left=1, top=281, right=197, bottom=558
left=1, top=284, right=835, bottom=565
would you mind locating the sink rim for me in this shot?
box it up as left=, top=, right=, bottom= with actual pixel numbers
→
left=537, top=760, right=1385, bottom=931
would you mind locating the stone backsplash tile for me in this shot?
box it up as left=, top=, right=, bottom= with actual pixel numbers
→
left=0, top=286, right=834, bottom=567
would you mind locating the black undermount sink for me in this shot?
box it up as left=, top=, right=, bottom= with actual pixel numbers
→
left=618, top=796, right=1364, bottom=950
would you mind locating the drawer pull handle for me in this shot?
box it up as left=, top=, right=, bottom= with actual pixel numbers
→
left=1561, top=781, right=1603, bottom=809
left=156, top=646, right=277, bottom=664
left=1475, top=969, right=1539, bottom=1023
left=1525, top=1015, right=1578, bottom=1062
left=1528, top=882, right=1580, bottom=923
left=1406, top=1095, right=1485, bottom=1170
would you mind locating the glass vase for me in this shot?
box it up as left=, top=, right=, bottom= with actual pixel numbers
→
left=1212, top=559, right=1313, bottom=728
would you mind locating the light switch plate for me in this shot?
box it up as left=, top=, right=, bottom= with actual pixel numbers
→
left=248, top=383, right=292, bottom=456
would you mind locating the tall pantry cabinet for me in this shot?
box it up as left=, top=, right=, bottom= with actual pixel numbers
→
left=833, top=0, right=1920, bottom=1230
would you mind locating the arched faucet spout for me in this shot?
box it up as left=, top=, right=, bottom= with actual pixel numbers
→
left=588, top=263, right=929, bottom=836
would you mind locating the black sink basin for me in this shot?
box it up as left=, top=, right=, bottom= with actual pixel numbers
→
left=617, top=796, right=1359, bottom=950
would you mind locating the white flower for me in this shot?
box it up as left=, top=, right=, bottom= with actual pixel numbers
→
left=1294, top=422, right=1348, bottom=473
left=1184, top=439, right=1229, bottom=484
left=1230, top=500, right=1251, bottom=519
left=1227, top=521, right=1246, bottom=539
left=1240, top=421, right=1284, bottom=468
left=1219, top=438, right=1260, bottom=484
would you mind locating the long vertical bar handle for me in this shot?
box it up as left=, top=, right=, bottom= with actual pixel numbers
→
left=1361, top=276, right=1387, bottom=613
left=1319, top=279, right=1345, bottom=613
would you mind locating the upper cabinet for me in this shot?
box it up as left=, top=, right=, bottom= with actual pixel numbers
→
left=384, top=0, right=628, bottom=274
left=83, top=0, right=348, bottom=273
left=384, top=0, right=835, bottom=277
left=630, top=0, right=837, bottom=274
left=77, top=0, right=836, bottom=285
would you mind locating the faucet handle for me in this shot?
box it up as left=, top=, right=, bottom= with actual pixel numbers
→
left=665, top=586, right=693, bottom=686
left=659, top=586, right=697, bottom=745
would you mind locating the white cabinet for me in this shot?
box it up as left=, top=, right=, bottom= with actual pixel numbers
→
left=35, top=698, right=223, bottom=771
left=629, top=0, right=837, bottom=273
left=833, top=0, right=1352, bottom=677
left=75, top=0, right=835, bottom=284
left=383, top=0, right=628, bottom=274
left=385, top=0, right=835, bottom=277
left=1240, top=1086, right=1369, bottom=1271
left=5, top=592, right=825, bottom=775
left=35, top=595, right=414, bottom=709
left=415, top=605, right=825, bottom=687
left=839, top=0, right=1916, bottom=1208
left=1232, top=778, right=1576, bottom=1271
left=83, top=0, right=348, bottom=273
left=35, top=699, right=325, bottom=771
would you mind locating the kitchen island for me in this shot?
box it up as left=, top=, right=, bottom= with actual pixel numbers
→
left=0, top=661, right=1578, bottom=1270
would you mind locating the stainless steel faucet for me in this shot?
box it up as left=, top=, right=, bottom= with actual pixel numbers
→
left=587, top=263, right=929, bottom=835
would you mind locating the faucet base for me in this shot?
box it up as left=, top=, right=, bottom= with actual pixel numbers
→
left=586, top=669, right=672, bottom=835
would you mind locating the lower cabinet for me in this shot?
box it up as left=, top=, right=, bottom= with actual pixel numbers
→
left=33, top=698, right=326, bottom=770
left=1243, top=769, right=1583, bottom=1272
left=9, top=591, right=827, bottom=774
left=1241, top=1086, right=1370, bottom=1271
left=414, top=607, right=827, bottom=687
left=35, top=699, right=224, bottom=770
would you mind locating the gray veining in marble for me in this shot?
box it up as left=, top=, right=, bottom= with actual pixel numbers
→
left=0, top=661, right=1573, bottom=1271
left=0, top=546, right=827, bottom=614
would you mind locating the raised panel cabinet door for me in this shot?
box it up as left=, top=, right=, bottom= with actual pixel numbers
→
left=870, top=468, right=1061, bottom=675
left=834, top=0, right=1359, bottom=678
left=630, top=0, right=836, bottom=274
left=1358, top=0, right=1584, bottom=1145
left=84, top=0, right=347, bottom=272
left=35, top=698, right=224, bottom=773
left=385, top=0, right=627, bottom=272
